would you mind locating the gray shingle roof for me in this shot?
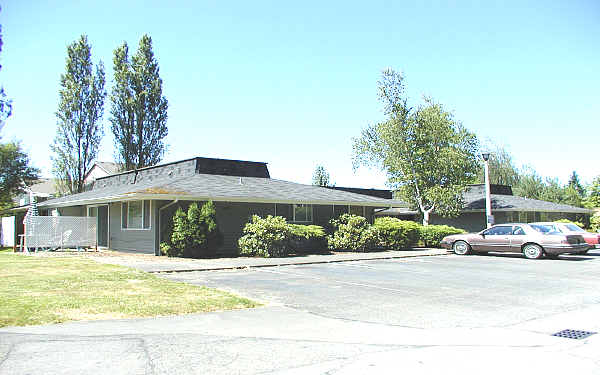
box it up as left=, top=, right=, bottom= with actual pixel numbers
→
left=39, top=173, right=407, bottom=208
left=462, top=184, right=591, bottom=213
left=464, top=193, right=591, bottom=213
left=374, top=184, right=592, bottom=216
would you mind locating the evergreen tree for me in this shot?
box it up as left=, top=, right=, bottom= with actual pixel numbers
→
left=51, top=35, right=106, bottom=194
left=312, top=165, right=332, bottom=187
left=567, top=171, right=585, bottom=196
left=584, top=176, right=600, bottom=209
left=110, top=34, right=168, bottom=170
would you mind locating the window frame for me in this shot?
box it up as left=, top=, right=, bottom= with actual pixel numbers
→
left=292, top=204, right=313, bottom=223
left=121, top=200, right=152, bottom=230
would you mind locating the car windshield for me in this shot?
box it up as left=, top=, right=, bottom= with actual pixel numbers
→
left=530, top=224, right=556, bottom=234
left=563, top=223, right=584, bottom=232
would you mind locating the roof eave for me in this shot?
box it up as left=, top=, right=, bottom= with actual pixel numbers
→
left=38, top=193, right=408, bottom=209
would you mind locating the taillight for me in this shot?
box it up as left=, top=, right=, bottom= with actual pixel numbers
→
left=561, top=238, right=568, bottom=244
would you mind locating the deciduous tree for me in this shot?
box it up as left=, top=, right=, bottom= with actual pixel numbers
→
left=110, top=34, right=168, bottom=170
left=353, top=69, right=479, bottom=225
left=477, top=142, right=520, bottom=186
left=0, top=141, right=39, bottom=209
left=51, top=35, right=106, bottom=194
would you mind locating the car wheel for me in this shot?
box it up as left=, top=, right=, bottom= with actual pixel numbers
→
left=522, top=244, right=543, bottom=259
left=453, top=240, right=471, bottom=255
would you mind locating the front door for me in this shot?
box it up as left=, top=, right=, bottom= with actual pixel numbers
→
left=97, top=205, right=109, bottom=247
left=89, top=205, right=109, bottom=247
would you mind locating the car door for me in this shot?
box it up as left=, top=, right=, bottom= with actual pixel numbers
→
left=479, top=225, right=512, bottom=252
left=509, top=225, right=527, bottom=252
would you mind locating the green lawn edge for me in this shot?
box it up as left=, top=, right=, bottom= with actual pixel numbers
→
left=0, top=250, right=260, bottom=327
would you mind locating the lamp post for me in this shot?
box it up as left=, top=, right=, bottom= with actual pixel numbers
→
left=481, top=152, right=493, bottom=228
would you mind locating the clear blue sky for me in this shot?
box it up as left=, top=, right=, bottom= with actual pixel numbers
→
left=1, top=1, right=598, bottom=188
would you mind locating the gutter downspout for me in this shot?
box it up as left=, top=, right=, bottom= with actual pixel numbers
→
left=156, top=199, right=179, bottom=256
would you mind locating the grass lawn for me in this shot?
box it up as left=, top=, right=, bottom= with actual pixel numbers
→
left=0, top=248, right=260, bottom=327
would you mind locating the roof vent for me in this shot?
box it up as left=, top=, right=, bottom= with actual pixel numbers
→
left=239, top=177, right=243, bottom=185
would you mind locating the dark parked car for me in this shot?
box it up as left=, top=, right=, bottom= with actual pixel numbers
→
left=440, top=223, right=588, bottom=259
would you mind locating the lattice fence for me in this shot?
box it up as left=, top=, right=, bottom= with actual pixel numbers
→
left=24, top=216, right=96, bottom=249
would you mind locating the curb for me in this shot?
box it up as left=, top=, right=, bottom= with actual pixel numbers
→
left=150, top=250, right=450, bottom=273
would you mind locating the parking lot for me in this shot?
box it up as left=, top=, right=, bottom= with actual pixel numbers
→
left=164, top=250, right=600, bottom=329
left=4, top=250, right=600, bottom=374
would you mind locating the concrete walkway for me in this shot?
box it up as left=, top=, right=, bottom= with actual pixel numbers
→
left=1, top=305, right=599, bottom=374
left=88, top=248, right=449, bottom=273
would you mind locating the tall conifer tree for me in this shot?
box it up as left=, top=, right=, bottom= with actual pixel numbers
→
left=51, top=35, right=106, bottom=194
left=110, top=34, right=168, bottom=170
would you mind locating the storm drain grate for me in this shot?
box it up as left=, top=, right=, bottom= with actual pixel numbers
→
left=551, top=329, right=597, bottom=340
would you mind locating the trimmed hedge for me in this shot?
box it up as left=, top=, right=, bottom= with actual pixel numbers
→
left=238, top=215, right=292, bottom=257
left=373, top=217, right=420, bottom=249
left=160, top=201, right=223, bottom=258
left=327, top=214, right=380, bottom=252
left=289, top=224, right=328, bottom=253
left=238, top=216, right=327, bottom=257
left=419, top=225, right=465, bottom=248
left=590, top=215, right=600, bottom=232
left=238, top=214, right=467, bottom=256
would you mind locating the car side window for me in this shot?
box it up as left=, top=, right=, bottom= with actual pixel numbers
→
left=512, top=226, right=525, bottom=235
left=484, top=226, right=512, bottom=236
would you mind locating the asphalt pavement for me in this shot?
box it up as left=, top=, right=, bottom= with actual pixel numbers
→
left=2, top=251, right=600, bottom=374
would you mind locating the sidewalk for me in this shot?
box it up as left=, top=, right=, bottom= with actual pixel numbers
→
left=2, top=305, right=598, bottom=374
left=88, top=248, right=449, bottom=273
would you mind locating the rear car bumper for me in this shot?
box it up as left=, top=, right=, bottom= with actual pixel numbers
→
left=544, top=243, right=590, bottom=255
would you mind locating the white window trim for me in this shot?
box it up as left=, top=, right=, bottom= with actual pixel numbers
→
left=292, top=204, right=313, bottom=223
left=121, top=200, right=152, bottom=231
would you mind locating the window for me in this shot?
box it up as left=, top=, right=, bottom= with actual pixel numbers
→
left=333, top=205, right=348, bottom=217
left=518, top=212, right=528, bottom=223
left=483, top=226, right=512, bottom=236
left=293, top=204, right=312, bottom=222
left=349, top=205, right=364, bottom=217
left=122, top=200, right=151, bottom=229
left=275, top=204, right=292, bottom=221
left=512, top=226, right=525, bottom=235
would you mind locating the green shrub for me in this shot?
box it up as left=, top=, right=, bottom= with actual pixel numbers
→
left=161, top=201, right=223, bottom=258
left=238, top=215, right=293, bottom=257
left=374, top=217, right=420, bottom=249
left=590, top=215, right=600, bottom=232
left=289, top=224, right=328, bottom=253
left=555, top=218, right=586, bottom=229
left=419, top=225, right=465, bottom=248
left=328, top=214, right=380, bottom=252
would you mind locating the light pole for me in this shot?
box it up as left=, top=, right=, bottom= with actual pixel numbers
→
left=481, top=152, right=493, bottom=228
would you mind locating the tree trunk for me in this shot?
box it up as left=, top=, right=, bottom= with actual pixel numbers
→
left=422, top=210, right=430, bottom=226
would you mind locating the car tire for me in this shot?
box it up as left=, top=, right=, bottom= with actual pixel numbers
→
left=522, top=244, right=543, bottom=259
left=453, top=240, right=471, bottom=255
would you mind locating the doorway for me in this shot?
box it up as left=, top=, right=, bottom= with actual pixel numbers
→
left=88, top=205, right=109, bottom=247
